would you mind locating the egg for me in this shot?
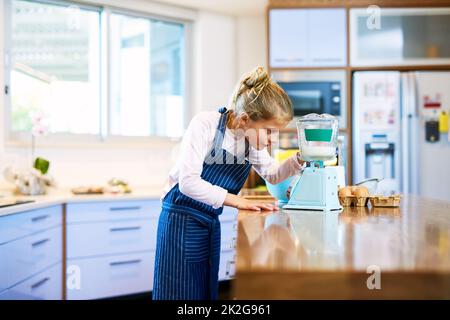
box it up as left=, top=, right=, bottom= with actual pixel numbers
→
left=354, top=186, right=369, bottom=198
left=339, top=186, right=352, bottom=197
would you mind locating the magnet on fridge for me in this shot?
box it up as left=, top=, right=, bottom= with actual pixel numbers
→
left=439, top=111, right=448, bottom=133
left=425, top=120, right=439, bottom=142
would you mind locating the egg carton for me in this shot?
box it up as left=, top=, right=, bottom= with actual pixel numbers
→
left=339, top=196, right=369, bottom=207
left=369, top=195, right=401, bottom=208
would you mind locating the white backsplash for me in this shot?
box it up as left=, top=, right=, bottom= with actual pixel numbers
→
left=0, top=144, right=178, bottom=190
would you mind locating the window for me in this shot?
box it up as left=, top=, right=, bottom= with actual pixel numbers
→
left=9, top=0, right=101, bottom=135
left=5, top=0, right=188, bottom=140
left=110, top=13, right=185, bottom=137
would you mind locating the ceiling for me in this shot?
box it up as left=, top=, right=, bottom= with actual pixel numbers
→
left=153, top=0, right=268, bottom=16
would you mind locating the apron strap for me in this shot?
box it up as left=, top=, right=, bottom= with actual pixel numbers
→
left=211, top=107, right=250, bottom=159
left=218, top=107, right=227, bottom=114
left=211, top=107, right=229, bottom=152
left=162, top=202, right=214, bottom=227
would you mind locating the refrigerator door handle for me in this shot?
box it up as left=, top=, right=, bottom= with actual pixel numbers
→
left=409, top=72, right=419, bottom=195
left=400, top=73, right=410, bottom=194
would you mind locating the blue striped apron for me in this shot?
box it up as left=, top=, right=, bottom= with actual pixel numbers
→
left=153, top=107, right=251, bottom=300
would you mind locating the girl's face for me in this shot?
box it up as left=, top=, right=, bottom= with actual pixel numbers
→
left=235, top=113, right=289, bottom=150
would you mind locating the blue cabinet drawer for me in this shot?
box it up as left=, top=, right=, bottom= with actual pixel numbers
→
left=219, top=250, right=236, bottom=280
left=0, top=289, right=8, bottom=300
left=3, top=264, right=62, bottom=300
left=0, top=226, right=62, bottom=291
left=66, top=251, right=155, bottom=300
left=220, top=207, right=237, bottom=223
left=221, top=220, right=236, bottom=251
left=0, top=205, right=62, bottom=245
left=0, top=245, right=6, bottom=292
left=66, top=200, right=161, bottom=223
left=67, top=219, right=158, bottom=258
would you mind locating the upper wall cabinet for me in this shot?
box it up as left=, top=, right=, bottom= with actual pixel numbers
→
left=350, top=8, right=450, bottom=66
left=269, top=9, right=347, bottom=68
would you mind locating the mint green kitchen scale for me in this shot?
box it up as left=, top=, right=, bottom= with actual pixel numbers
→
left=283, top=114, right=343, bottom=212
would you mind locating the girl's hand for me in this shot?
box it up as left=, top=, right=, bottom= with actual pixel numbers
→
left=296, top=152, right=305, bottom=166
left=224, top=193, right=278, bottom=211
left=237, top=199, right=278, bottom=211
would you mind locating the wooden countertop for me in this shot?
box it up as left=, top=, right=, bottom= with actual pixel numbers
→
left=234, top=195, right=450, bottom=299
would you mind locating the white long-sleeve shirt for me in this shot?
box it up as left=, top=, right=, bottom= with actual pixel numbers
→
left=161, top=111, right=303, bottom=209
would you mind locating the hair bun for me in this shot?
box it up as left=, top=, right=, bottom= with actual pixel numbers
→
left=243, top=66, right=270, bottom=90
left=230, top=66, right=293, bottom=121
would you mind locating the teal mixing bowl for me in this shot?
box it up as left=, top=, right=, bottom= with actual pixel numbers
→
left=265, top=176, right=294, bottom=205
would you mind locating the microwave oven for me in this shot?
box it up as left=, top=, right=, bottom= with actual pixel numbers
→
left=277, top=81, right=341, bottom=116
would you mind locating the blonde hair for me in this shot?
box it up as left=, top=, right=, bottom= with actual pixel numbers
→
left=230, top=66, right=293, bottom=122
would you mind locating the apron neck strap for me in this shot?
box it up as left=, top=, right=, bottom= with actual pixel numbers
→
left=212, top=107, right=228, bottom=150
left=212, top=107, right=250, bottom=157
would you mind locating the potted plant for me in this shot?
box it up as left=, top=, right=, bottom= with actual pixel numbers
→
left=3, top=112, right=55, bottom=195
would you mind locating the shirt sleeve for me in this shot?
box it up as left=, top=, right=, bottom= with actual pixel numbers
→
left=177, top=114, right=228, bottom=209
left=249, top=147, right=305, bottom=184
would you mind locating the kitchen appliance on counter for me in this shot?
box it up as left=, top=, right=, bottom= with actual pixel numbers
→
left=272, top=70, right=347, bottom=129
left=284, top=114, right=343, bottom=212
left=353, top=71, right=450, bottom=200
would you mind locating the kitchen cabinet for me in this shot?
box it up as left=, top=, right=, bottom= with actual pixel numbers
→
left=4, top=263, right=62, bottom=300
left=219, top=207, right=238, bottom=280
left=269, top=8, right=347, bottom=68
left=0, top=243, right=9, bottom=292
left=66, top=201, right=237, bottom=299
left=0, top=290, right=8, bottom=300
left=269, top=9, right=308, bottom=68
left=350, top=8, right=450, bottom=66
left=66, top=199, right=160, bottom=300
left=220, top=220, right=236, bottom=252
left=0, top=197, right=238, bottom=299
left=67, top=219, right=157, bottom=258
left=0, top=205, right=63, bottom=296
left=219, top=250, right=236, bottom=280
left=0, top=205, right=62, bottom=245
left=67, top=251, right=154, bottom=300
left=66, top=200, right=159, bottom=223
left=0, top=226, right=62, bottom=291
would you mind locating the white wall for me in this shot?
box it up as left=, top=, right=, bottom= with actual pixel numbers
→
left=236, top=15, right=267, bottom=77
left=193, top=11, right=237, bottom=114
left=1, top=145, right=176, bottom=188
left=0, top=1, right=266, bottom=190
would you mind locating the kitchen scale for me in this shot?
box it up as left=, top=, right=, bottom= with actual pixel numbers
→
left=283, top=114, right=342, bottom=212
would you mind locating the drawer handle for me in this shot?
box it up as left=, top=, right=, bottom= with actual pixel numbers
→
left=312, top=58, right=341, bottom=62
left=31, top=215, right=49, bottom=222
left=31, top=277, right=50, bottom=290
left=110, top=259, right=142, bottom=266
left=109, top=206, right=141, bottom=212
left=226, top=260, right=235, bottom=276
left=109, top=226, right=142, bottom=232
left=230, top=237, right=237, bottom=249
left=31, top=238, right=50, bottom=248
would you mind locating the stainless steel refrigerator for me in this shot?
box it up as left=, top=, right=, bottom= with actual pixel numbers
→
left=353, top=71, right=450, bottom=201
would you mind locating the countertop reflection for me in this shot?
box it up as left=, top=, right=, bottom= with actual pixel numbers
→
left=236, top=195, right=450, bottom=272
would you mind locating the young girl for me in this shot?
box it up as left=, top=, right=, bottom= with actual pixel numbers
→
left=153, top=67, right=304, bottom=300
